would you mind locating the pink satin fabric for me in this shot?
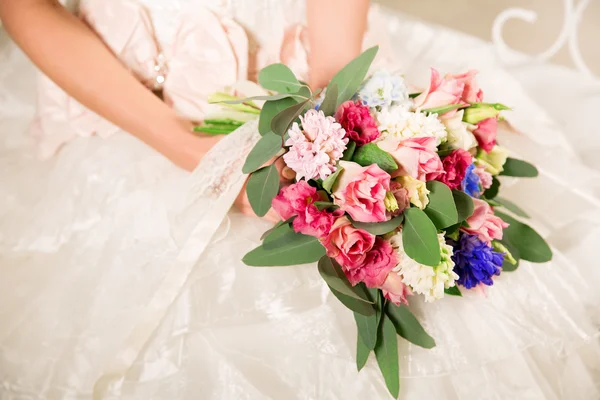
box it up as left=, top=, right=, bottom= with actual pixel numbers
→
left=30, top=0, right=310, bottom=159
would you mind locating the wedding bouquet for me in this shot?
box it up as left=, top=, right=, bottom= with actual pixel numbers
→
left=224, top=46, right=552, bottom=398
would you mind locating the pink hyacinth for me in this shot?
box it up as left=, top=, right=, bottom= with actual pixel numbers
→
left=283, top=109, right=348, bottom=181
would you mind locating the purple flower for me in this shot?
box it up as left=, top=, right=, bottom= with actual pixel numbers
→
left=451, top=234, right=504, bottom=289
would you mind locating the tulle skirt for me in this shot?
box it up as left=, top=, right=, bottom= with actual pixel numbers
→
left=1, top=9, right=600, bottom=400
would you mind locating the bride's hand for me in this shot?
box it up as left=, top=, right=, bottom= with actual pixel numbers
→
left=235, top=157, right=295, bottom=222
left=163, top=130, right=224, bottom=172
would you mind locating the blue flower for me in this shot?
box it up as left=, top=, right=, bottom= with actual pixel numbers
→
left=451, top=234, right=504, bottom=289
left=461, top=164, right=481, bottom=198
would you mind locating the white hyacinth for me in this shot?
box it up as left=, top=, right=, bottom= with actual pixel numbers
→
left=389, top=232, right=459, bottom=302
left=376, top=106, right=448, bottom=145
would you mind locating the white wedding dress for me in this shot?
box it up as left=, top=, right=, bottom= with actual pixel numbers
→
left=1, top=1, right=600, bottom=399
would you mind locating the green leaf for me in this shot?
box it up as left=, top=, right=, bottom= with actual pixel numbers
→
left=203, top=119, right=244, bottom=127
left=243, top=231, right=326, bottom=266
left=498, top=239, right=520, bottom=272
left=500, top=157, right=539, bottom=177
left=328, top=46, right=379, bottom=107
left=422, top=103, right=465, bottom=115
left=246, top=164, right=280, bottom=217
left=319, top=83, right=339, bottom=116
left=242, top=133, right=282, bottom=174
left=484, top=176, right=501, bottom=199
left=402, top=208, right=441, bottom=267
left=318, top=256, right=373, bottom=303
left=322, top=166, right=344, bottom=193
left=352, top=143, right=398, bottom=174
left=329, top=285, right=375, bottom=316
left=260, top=218, right=293, bottom=241
left=356, top=332, right=371, bottom=371
left=354, top=298, right=379, bottom=350
left=494, top=197, right=530, bottom=218
left=258, top=63, right=303, bottom=93
left=452, top=190, right=475, bottom=223
left=193, top=125, right=237, bottom=135
left=424, top=181, right=458, bottom=229
left=374, top=315, right=400, bottom=399
left=351, top=215, right=404, bottom=236
left=271, top=100, right=309, bottom=137
left=386, top=304, right=436, bottom=349
left=408, top=92, right=421, bottom=98
left=444, top=286, right=462, bottom=296
left=259, top=97, right=298, bottom=135
left=342, top=141, right=357, bottom=161
left=495, top=211, right=552, bottom=263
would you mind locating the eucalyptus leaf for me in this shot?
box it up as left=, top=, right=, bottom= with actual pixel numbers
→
left=424, top=181, right=458, bottom=229
left=500, top=157, right=539, bottom=177
left=258, top=63, right=303, bottom=93
left=318, top=257, right=373, bottom=303
left=351, top=215, right=404, bottom=236
left=352, top=143, right=398, bottom=174
left=259, top=97, right=298, bottom=135
left=354, top=297, right=379, bottom=350
left=342, top=141, right=357, bottom=161
left=319, top=83, right=339, bottom=116
left=271, top=100, right=310, bottom=137
left=494, top=197, right=530, bottom=218
left=260, top=218, right=293, bottom=241
left=322, top=166, right=344, bottom=193
left=242, top=133, right=282, bottom=174
left=356, top=333, right=371, bottom=371
left=329, top=286, right=375, bottom=316
left=246, top=164, right=280, bottom=217
left=444, top=286, right=462, bottom=296
left=402, top=208, right=441, bottom=267
left=243, top=231, right=326, bottom=266
left=386, top=304, right=436, bottom=349
left=484, top=176, right=501, bottom=199
left=374, top=314, right=400, bottom=399
left=314, top=201, right=338, bottom=211
left=328, top=46, right=379, bottom=107
left=452, top=190, right=475, bottom=223
left=495, top=211, right=552, bottom=263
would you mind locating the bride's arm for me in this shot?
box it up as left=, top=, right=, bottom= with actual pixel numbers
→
left=306, top=0, right=369, bottom=89
left=0, top=0, right=219, bottom=171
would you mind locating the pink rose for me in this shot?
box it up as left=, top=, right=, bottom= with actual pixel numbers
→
left=271, top=180, right=317, bottom=221
left=474, top=166, right=493, bottom=190
left=446, top=70, right=484, bottom=104
left=378, top=136, right=444, bottom=181
left=345, top=238, right=399, bottom=287
left=438, top=149, right=473, bottom=190
left=379, top=272, right=412, bottom=306
left=332, top=161, right=391, bottom=223
left=473, top=117, right=497, bottom=153
left=321, top=217, right=376, bottom=270
left=389, top=181, right=411, bottom=216
left=335, top=100, right=380, bottom=145
left=292, top=204, right=338, bottom=239
left=414, top=68, right=465, bottom=110
left=461, top=198, right=509, bottom=245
